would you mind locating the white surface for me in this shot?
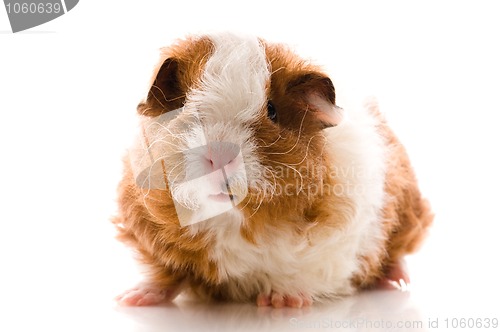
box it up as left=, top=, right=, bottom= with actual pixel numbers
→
left=1, top=1, right=500, bottom=331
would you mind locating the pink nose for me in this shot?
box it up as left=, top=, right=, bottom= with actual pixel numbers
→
left=205, top=142, right=241, bottom=174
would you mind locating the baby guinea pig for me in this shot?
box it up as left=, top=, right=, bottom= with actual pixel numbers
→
left=113, top=33, right=433, bottom=308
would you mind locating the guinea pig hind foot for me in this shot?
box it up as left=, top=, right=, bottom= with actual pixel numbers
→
left=115, top=282, right=184, bottom=306
left=256, top=292, right=313, bottom=308
left=375, top=258, right=410, bottom=292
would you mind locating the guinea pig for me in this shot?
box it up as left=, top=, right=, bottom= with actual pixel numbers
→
left=113, top=32, right=433, bottom=308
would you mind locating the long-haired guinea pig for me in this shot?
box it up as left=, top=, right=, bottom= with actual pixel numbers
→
left=113, top=33, right=433, bottom=308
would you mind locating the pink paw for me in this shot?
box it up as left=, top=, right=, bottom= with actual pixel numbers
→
left=256, top=292, right=313, bottom=308
left=376, top=259, right=410, bottom=291
left=115, top=284, right=181, bottom=306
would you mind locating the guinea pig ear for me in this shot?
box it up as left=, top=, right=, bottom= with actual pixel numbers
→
left=290, top=74, right=344, bottom=128
left=137, top=57, right=186, bottom=117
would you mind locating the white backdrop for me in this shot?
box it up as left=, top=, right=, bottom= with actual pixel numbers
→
left=1, top=1, right=499, bottom=331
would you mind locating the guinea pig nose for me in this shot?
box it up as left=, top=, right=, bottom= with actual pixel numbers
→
left=205, top=142, right=241, bottom=171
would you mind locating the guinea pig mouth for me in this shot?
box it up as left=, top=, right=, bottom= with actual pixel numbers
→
left=209, top=192, right=236, bottom=203
left=209, top=183, right=237, bottom=203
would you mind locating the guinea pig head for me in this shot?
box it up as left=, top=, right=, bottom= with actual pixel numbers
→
left=132, top=34, right=343, bottom=227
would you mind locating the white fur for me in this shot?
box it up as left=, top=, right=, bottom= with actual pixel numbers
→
left=188, top=33, right=269, bottom=124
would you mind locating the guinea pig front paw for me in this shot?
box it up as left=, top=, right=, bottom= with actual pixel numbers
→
left=115, top=283, right=182, bottom=306
left=256, top=292, right=313, bottom=308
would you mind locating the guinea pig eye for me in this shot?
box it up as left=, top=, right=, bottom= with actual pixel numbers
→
left=267, top=101, right=277, bottom=123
